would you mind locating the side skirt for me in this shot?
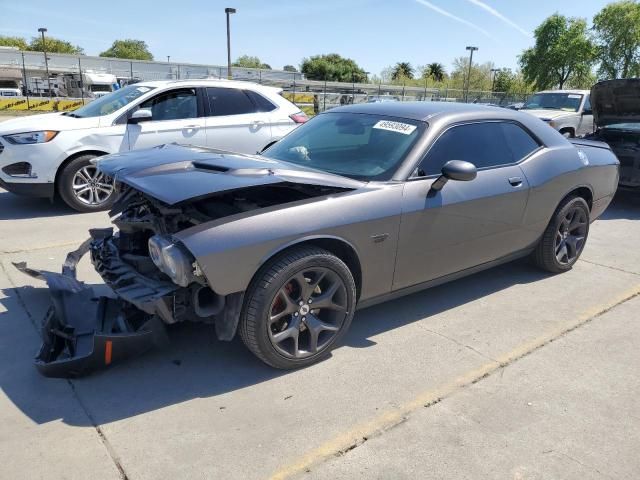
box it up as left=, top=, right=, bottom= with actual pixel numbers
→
left=356, top=248, right=534, bottom=311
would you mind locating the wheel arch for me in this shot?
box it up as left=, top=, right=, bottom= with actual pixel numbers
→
left=559, top=126, right=575, bottom=137
left=257, top=236, right=363, bottom=301
left=563, top=184, right=593, bottom=211
left=54, top=150, right=110, bottom=193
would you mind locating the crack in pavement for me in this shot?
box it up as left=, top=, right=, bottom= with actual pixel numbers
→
left=0, top=259, right=130, bottom=480
left=0, top=241, right=80, bottom=256
left=419, top=326, right=499, bottom=364
left=580, top=258, right=640, bottom=277
left=269, top=285, right=640, bottom=480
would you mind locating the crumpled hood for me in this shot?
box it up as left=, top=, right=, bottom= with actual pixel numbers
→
left=591, top=79, right=640, bottom=127
left=521, top=109, right=576, bottom=121
left=96, top=143, right=365, bottom=205
left=0, top=112, right=100, bottom=134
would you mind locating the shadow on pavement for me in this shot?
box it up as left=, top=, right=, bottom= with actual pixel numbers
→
left=0, top=190, right=73, bottom=220
left=0, top=260, right=547, bottom=427
left=599, top=189, right=640, bottom=221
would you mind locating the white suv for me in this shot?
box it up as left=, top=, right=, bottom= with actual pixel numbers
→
left=0, top=79, right=306, bottom=211
left=520, top=89, right=594, bottom=138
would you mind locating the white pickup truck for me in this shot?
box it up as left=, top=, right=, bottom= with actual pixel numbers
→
left=520, top=89, right=594, bottom=138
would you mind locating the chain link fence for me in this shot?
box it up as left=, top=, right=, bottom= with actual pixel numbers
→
left=0, top=49, right=530, bottom=113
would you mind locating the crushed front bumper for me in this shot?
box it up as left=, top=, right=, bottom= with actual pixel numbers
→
left=14, top=231, right=173, bottom=378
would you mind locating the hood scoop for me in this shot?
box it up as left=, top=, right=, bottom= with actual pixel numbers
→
left=192, top=161, right=230, bottom=173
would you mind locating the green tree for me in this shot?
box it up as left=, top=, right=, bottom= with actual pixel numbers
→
left=0, top=36, right=28, bottom=50
left=424, top=62, right=446, bottom=82
left=232, top=55, right=271, bottom=69
left=29, top=36, right=84, bottom=54
left=283, top=65, right=298, bottom=72
left=99, top=39, right=152, bottom=60
left=450, top=57, right=494, bottom=91
left=493, top=68, right=515, bottom=92
left=391, top=62, right=414, bottom=81
left=300, top=53, right=366, bottom=82
left=520, top=14, right=595, bottom=89
left=592, top=0, right=640, bottom=79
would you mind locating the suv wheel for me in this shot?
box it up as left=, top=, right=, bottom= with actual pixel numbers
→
left=239, top=246, right=356, bottom=369
left=58, top=154, right=114, bottom=212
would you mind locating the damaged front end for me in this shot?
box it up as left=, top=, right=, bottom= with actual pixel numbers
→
left=15, top=146, right=359, bottom=377
left=15, top=192, right=239, bottom=377
left=14, top=234, right=170, bottom=378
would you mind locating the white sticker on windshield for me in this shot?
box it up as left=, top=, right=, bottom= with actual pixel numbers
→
left=373, top=120, right=417, bottom=135
left=136, top=87, right=151, bottom=93
left=568, top=94, right=582, bottom=98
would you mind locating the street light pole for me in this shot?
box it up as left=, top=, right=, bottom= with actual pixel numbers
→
left=491, top=68, right=500, bottom=93
left=225, top=7, right=236, bottom=80
left=38, top=27, right=52, bottom=98
left=465, top=46, right=478, bottom=103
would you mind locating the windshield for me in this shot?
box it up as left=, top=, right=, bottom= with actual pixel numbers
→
left=68, top=85, right=155, bottom=118
left=522, top=93, right=584, bottom=112
left=263, top=112, right=424, bottom=181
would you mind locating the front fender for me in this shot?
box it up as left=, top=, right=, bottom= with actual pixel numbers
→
left=174, top=184, right=404, bottom=300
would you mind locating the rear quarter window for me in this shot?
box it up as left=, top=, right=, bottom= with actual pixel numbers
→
left=500, top=122, right=541, bottom=161
left=245, top=90, right=277, bottom=112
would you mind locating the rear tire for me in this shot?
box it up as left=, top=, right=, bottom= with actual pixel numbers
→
left=239, top=246, right=356, bottom=369
left=532, top=196, right=590, bottom=273
left=58, top=154, right=114, bottom=212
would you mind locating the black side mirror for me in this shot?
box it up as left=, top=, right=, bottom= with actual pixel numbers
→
left=582, top=109, right=592, bottom=116
left=430, top=160, right=477, bottom=192
left=128, top=108, right=152, bottom=124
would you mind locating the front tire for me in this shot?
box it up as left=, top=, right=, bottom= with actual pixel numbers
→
left=58, top=154, right=114, bottom=212
left=533, top=196, right=590, bottom=273
left=239, top=246, right=356, bottom=369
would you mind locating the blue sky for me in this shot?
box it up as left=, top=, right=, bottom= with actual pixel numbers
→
left=2, top=0, right=609, bottom=75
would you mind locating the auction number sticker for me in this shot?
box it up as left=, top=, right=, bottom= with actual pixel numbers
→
left=373, top=120, right=417, bottom=135
left=567, top=94, right=582, bottom=98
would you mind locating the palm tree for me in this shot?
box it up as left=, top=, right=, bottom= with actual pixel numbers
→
left=426, top=63, right=445, bottom=82
left=391, top=62, right=414, bottom=81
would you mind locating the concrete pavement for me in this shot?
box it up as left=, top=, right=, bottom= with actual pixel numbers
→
left=0, top=188, right=639, bottom=479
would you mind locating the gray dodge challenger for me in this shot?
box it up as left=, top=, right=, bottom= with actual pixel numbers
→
left=17, top=102, right=620, bottom=376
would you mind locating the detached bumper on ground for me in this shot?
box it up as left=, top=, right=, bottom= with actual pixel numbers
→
left=14, top=231, right=170, bottom=378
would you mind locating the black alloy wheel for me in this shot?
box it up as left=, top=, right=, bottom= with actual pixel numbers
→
left=554, top=207, right=588, bottom=265
left=533, top=195, right=590, bottom=273
left=240, top=246, right=356, bottom=369
left=267, top=266, right=348, bottom=359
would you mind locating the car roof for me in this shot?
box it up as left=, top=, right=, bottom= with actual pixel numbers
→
left=326, top=101, right=509, bottom=121
left=134, top=79, right=281, bottom=93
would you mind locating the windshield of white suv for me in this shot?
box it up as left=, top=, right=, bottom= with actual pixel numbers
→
left=66, top=85, right=155, bottom=118
left=263, top=112, right=424, bottom=181
left=522, top=93, right=583, bottom=112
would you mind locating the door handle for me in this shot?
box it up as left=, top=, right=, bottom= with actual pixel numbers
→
left=252, top=120, right=266, bottom=126
left=508, top=176, right=523, bottom=187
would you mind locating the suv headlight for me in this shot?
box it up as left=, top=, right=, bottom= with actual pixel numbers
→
left=148, top=235, right=195, bottom=287
left=3, top=131, right=59, bottom=144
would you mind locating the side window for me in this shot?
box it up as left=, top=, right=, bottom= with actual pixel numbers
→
left=500, top=123, right=540, bottom=162
left=418, top=122, right=514, bottom=176
left=139, top=88, right=198, bottom=121
left=245, top=90, right=276, bottom=112
left=583, top=95, right=592, bottom=113
left=206, top=87, right=258, bottom=116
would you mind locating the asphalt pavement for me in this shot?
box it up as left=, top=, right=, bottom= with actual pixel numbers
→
left=0, top=187, right=639, bottom=480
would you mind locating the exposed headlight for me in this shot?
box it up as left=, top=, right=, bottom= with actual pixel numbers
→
left=548, top=120, right=558, bottom=128
left=3, top=130, right=59, bottom=144
left=148, top=235, right=195, bottom=287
